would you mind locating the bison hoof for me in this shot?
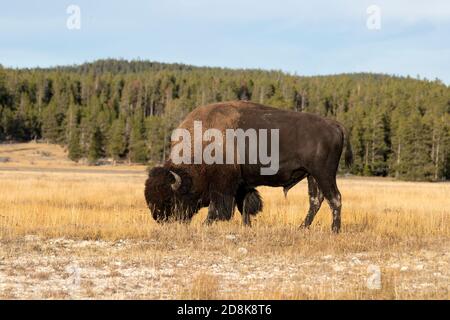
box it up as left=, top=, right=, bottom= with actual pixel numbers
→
left=331, top=225, right=341, bottom=233
left=242, top=215, right=252, bottom=227
left=203, top=218, right=214, bottom=226
left=242, top=220, right=252, bottom=227
left=299, top=221, right=311, bottom=229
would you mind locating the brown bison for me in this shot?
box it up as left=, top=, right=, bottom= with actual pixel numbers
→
left=144, top=101, right=353, bottom=232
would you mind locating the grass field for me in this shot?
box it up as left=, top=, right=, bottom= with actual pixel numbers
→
left=0, top=143, right=449, bottom=299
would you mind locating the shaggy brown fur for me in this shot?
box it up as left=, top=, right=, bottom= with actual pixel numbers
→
left=144, top=100, right=353, bottom=232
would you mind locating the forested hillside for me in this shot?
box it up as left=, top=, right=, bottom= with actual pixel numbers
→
left=0, top=59, right=449, bottom=180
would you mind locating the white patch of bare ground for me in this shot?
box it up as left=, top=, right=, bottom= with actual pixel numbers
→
left=0, top=234, right=449, bottom=299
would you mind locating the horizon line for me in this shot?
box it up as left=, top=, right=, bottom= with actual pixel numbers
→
left=1, top=57, right=448, bottom=86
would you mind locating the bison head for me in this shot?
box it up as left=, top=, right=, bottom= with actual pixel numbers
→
left=144, top=166, right=197, bottom=222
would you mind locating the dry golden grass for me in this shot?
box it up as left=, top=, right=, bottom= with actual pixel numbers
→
left=0, top=170, right=448, bottom=241
left=180, top=274, right=220, bottom=300
left=0, top=144, right=449, bottom=299
left=0, top=141, right=146, bottom=171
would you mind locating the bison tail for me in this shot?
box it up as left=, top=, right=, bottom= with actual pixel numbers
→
left=333, top=121, right=353, bottom=169
left=342, top=127, right=354, bottom=169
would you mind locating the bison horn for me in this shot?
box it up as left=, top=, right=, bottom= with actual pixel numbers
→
left=170, top=170, right=182, bottom=191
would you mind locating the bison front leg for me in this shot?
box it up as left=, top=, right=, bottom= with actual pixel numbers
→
left=205, top=191, right=235, bottom=224
left=236, top=194, right=252, bottom=226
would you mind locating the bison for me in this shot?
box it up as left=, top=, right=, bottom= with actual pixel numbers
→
left=144, top=101, right=353, bottom=232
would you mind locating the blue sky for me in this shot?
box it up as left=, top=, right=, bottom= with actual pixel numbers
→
left=1, top=0, right=449, bottom=84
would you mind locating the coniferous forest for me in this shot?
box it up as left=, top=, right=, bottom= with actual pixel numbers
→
left=0, top=59, right=449, bottom=181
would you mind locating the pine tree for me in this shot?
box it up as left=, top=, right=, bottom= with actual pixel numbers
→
left=88, top=127, right=105, bottom=165
left=68, top=127, right=83, bottom=162
left=108, top=117, right=127, bottom=161
left=42, top=101, right=64, bottom=143
left=146, top=116, right=165, bottom=163
left=1, top=108, right=19, bottom=140
left=363, top=106, right=390, bottom=176
left=395, top=112, right=433, bottom=180
left=129, top=113, right=147, bottom=163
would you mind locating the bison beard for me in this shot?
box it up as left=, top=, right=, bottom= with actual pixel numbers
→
left=144, top=101, right=353, bottom=233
